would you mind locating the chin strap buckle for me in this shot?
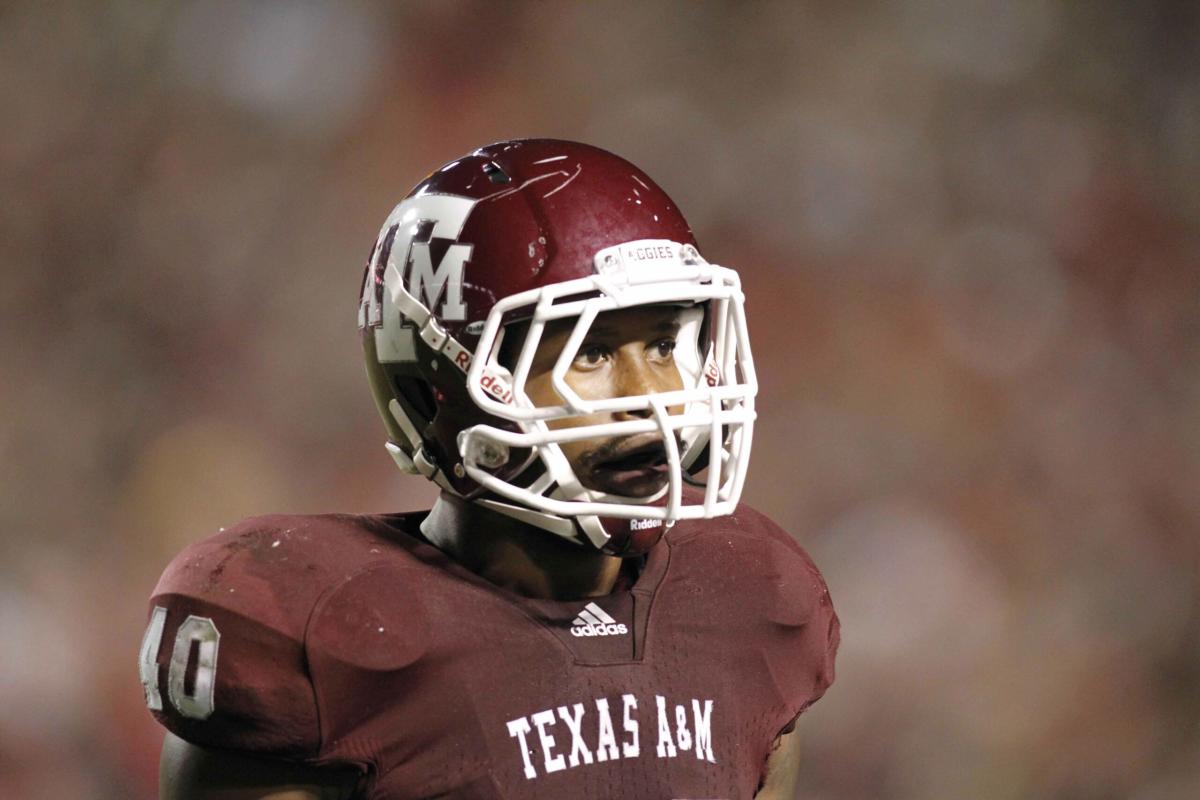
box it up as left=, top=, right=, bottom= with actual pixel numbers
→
left=385, top=441, right=443, bottom=485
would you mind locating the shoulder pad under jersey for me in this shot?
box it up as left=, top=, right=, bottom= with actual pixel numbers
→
left=672, top=503, right=841, bottom=727
left=140, top=514, right=390, bottom=759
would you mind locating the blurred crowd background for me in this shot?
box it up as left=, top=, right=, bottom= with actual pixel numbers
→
left=2, top=1, right=1198, bottom=798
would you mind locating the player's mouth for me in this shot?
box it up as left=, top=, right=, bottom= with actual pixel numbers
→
left=585, top=436, right=671, bottom=495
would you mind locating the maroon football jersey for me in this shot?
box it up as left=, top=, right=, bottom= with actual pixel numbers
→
left=141, top=504, right=838, bottom=799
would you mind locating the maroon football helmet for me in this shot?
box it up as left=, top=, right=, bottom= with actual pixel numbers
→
left=358, top=140, right=757, bottom=555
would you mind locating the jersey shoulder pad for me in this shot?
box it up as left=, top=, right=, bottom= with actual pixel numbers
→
left=672, top=503, right=840, bottom=720
left=142, top=513, right=388, bottom=760
left=739, top=505, right=840, bottom=723
left=303, top=560, right=434, bottom=745
left=670, top=503, right=827, bottom=608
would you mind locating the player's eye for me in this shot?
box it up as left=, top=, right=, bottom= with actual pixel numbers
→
left=648, top=338, right=676, bottom=363
left=574, top=343, right=611, bottom=369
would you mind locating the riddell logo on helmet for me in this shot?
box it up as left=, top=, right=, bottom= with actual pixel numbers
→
left=480, top=372, right=513, bottom=404
left=630, top=518, right=662, bottom=531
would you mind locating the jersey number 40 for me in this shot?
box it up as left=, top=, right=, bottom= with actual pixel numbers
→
left=138, top=606, right=220, bottom=719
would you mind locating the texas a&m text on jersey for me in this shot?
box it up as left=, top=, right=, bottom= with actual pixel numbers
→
left=140, top=139, right=840, bottom=799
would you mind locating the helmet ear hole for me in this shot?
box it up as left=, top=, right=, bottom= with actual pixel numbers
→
left=393, top=376, right=438, bottom=423
left=483, top=161, right=511, bottom=184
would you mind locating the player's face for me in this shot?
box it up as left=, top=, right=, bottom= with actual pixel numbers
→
left=523, top=306, right=685, bottom=497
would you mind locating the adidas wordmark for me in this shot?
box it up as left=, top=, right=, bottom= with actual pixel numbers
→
left=570, top=602, right=628, bottom=637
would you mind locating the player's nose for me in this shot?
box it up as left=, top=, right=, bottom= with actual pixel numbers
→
left=612, top=348, right=664, bottom=419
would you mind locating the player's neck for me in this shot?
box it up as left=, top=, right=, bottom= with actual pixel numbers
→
left=420, top=493, right=625, bottom=601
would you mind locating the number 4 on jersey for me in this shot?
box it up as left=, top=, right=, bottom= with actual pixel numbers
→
left=139, top=605, right=221, bottom=719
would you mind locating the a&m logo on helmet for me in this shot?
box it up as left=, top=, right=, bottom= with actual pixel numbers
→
left=359, top=194, right=479, bottom=330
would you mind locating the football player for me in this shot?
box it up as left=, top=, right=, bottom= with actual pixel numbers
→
left=140, top=139, right=839, bottom=799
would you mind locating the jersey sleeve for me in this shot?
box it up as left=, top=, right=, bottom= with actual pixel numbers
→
left=141, top=517, right=325, bottom=759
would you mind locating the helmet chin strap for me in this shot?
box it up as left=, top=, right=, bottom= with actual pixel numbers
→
left=472, top=497, right=598, bottom=549
left=471, top=495, right=667, bottom=556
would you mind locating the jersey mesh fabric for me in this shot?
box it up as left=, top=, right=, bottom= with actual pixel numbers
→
left=145, top=502, right=838, bottom=799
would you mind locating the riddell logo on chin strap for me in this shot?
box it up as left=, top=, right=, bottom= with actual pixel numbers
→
left=570, top=602, right=628, bottom=637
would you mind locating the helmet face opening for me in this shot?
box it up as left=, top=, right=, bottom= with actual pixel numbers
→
left=359, top=139, right=757, bottom=554
left=460, top=239, right=756, bottom=537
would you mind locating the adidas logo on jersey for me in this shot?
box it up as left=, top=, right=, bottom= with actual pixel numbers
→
left=569, top=602, right=628, bottom=637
